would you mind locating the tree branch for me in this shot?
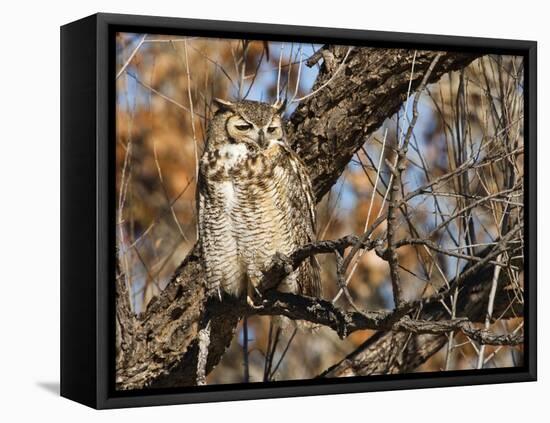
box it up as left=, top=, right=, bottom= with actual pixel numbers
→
left=319, top=237, right=524, bottom=378
left=234, top=291, right=523, bottom=346
left=115, top=47, right=483, bottom=390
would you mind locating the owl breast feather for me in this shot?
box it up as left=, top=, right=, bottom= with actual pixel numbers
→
left=199, top=141, right=318, bottom=300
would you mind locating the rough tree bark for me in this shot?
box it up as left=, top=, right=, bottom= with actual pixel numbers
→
left=115, top=46, right=483, bottom=390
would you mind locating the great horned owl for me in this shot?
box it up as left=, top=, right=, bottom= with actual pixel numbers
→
left=197, top=99, right=321, bottom=305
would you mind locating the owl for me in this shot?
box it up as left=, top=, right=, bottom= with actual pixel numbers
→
left=197, top=99, right=321, bottom=307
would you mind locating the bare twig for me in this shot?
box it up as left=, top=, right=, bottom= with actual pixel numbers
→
left=242, top=316, right=250, bottom=382
left=477, top=254, right=503, bottom=368
left=181, top=40, right=200, bottom=186
left=116, top=34, right=147, bottom=80
left=384, top=53, right=442, bottom=307
left=196, top=320, right=211, bottom=386
left=291, top=47, right=353, bottom=103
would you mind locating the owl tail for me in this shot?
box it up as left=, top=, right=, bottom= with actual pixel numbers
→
left=272, top=255, right=322, bottom=332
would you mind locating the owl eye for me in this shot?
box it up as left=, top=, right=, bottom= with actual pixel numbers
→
left=235, top=123, right=252, bottom=131
left=267, top=126, right=278, bottom=134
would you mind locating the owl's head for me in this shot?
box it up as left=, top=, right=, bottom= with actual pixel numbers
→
left=214, top=99, right=286, bottom=150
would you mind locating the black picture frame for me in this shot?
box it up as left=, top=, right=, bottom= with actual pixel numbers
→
left=60, top=12, right=537, bottom=409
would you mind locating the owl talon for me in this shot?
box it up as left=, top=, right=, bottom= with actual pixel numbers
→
left=246, top=295, right=256, bottom=307
left=246, top=295, right=264, bottom=311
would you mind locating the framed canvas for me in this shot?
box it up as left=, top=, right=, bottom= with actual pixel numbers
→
left=60, top=13, right=537, bottom=409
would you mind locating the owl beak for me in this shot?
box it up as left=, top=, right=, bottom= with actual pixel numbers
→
left=258, top=129, right=267, bottom=149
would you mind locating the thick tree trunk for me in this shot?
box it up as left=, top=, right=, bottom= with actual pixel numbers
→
left=115, top=46, right=482, bottom=390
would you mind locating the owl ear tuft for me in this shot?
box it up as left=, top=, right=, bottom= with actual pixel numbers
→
left=213, top=98, right=236, bottom=112
left=272, top=99, right=287, bottom=114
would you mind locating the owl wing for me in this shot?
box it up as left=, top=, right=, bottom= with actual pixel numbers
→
left=280, top=146, right=322, bottom=298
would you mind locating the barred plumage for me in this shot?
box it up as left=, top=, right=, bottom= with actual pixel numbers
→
left=197, top=99, right=321, bottom=309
